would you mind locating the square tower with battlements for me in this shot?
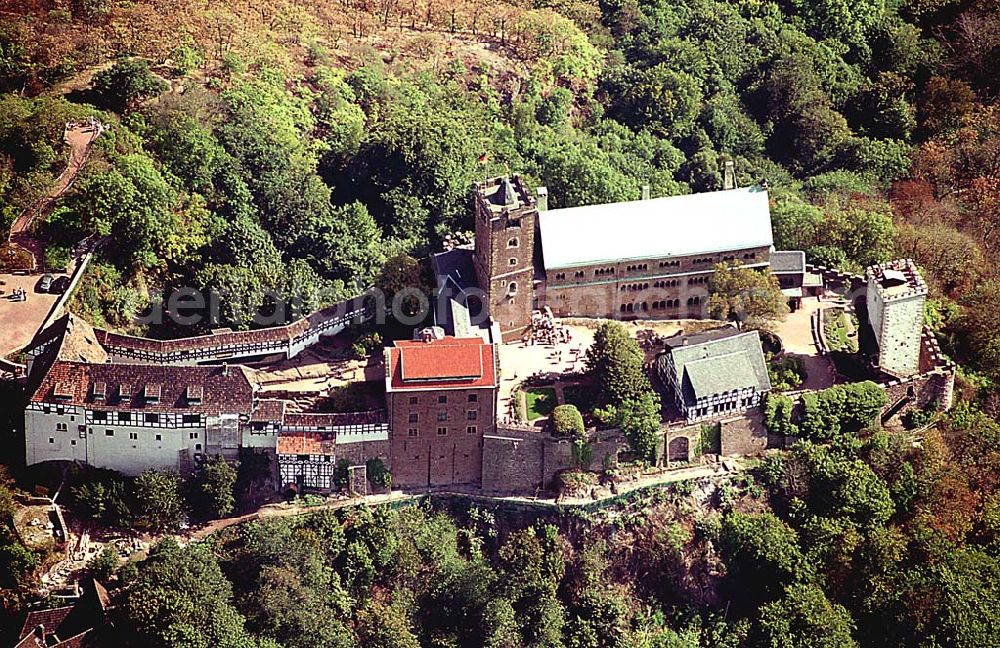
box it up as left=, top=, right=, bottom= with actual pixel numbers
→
left=473, top=176, right=537, bottom=341
left=866, top=259, right=927, bottom=378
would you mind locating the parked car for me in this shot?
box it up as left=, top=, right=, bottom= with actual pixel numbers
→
left=38, top=274, right=54, bottom=293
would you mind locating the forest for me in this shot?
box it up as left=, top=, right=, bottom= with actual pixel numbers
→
left=2, top=0, right=1000, bottom=645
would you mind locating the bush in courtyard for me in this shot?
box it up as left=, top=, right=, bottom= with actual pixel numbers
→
left=551, top=404, right=585, bottom=438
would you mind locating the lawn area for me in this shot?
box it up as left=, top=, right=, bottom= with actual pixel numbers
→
left=823, top=307, right=858, bottom=353
left=524, top=387, right=557, bottom=421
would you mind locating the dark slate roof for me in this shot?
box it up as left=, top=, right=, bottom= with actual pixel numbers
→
left=666, top=329, right=771, bottom=406
left=770, top=250, right=806, bottom=274
left=431, top=247, right=478, bottom=295
left=489, top=177, right=519, bottom=207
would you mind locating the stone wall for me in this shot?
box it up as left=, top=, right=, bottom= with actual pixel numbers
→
left=720, top=409, right=769, bottom=456
left=481, top=427, right=625, bottom=494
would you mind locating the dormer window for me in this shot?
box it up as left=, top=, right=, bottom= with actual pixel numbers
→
left=144, top=384, right=161, bottom=404
left=53, top=382, right=73, bottom=400
left=92, top=382, right=106, bottom=402
left=186, top=385, right=203, bottom=405
left=119, top=384, right=132, bottom=401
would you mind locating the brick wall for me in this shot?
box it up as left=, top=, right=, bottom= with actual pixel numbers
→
left=387, top=386, right=497, bottom=488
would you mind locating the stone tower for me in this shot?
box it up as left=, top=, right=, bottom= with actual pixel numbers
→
left=473, top=175, right=537, bottom=342
left=865, top=259, right=927, bottom=377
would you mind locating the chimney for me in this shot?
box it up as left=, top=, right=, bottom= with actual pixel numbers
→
left=641, top=184, right=650, bottom=200
left=536, top=186, right=548, bottom=211
left=722, top=160, right=737, bottom=190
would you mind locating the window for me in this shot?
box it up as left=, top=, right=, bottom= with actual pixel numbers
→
left=119, top=411, right=131, bottom=422
left=509, top=258, right=517, bottom=266
left=407, top=428, right=418, bottom=437
left=182, top=414, right=200, bottom=424
left=409, top=413, right=419, bottom=423
left=508, top=282, right=518, bottom=295
left=409, top=396, right=418, bottom=405
left=437, top=411, right=448, bottom=422
left=48, top=437, right=54, bottom=444
left=144, top=413, right=159, bottom=424
left=555, top=272, right=565, bottom=280
left=468, top=393, right=478, bottom=403
left=105, top=429, right=114, bottom=437
left=467, top=426, right=477, bottom=434
left=189, top=432, right=199, bottom=439
left=155, top=434, right=162, bottom=441
left=129, top=432, right=138, bottom=440
left=56, top=422, right=67, bottom=431
left=92, top=411, right=107, bottom=422
left=195, top=443, right=202, bottom=451
left=437, top=427, right=447, bottom=436
left=467, top=410, right=478, bottom=421
left=43, top=405, right=51, bottom=414
left=438, top=394, right=447, bottom=404
left=508, top=237, right=519, bottom=247
left=71, top=440, right=76, bottom=446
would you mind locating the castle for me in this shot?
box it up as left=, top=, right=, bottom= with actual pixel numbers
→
left=20, top=176, right=951, bottom=494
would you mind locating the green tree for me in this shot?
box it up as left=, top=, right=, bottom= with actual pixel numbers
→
left=753, top=583, right=859, bottom=648
left=764, top=393, right=799, bottom=437
left=122, top=539, right=259, bottom=648
left=92, top=58, right=168, bottom=112
left=87, top=545, right=120, bottom=581
left=718, top=512, right=813, bottom=607
left=708, top=262, right=788, bottom=330
left=189, top=455, right=237, bottom=521
left=585, top=321, right=652, bottom=405
left=133, top=469, right=185, bottom=532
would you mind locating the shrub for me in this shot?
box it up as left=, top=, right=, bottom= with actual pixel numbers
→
left=366, top=458, right=392, bottom=489
left=764, top=393, right=799, bottom=437
left=551, top=404, right=585, bottom=438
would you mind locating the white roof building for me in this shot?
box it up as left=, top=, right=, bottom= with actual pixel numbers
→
left=537, top=187, right=773, bottom=270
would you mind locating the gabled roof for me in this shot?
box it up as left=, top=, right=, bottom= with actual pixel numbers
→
left=385, top=337, right=498, bottom=392
left=664, top=329, right=771, bottom=406
left=770, top=250, right=806, bottom=274
left=277, top=433, right=336, bottom=456
left=538, top=187, right=773, bottom=270
left=31, top=362, right=255, bottom=414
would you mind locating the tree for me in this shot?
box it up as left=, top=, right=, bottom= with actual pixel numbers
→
left=708, top=262, right=788, bottom=330
left=764, top=393, right=799, bottom=437
left=597, top=392, right=661, bottom=462
left=133, top=469, right=185, bottom=532
left=87, top=545, right=120, bottom=581
left=188, top=455, right=237, bottom=521
left=122, top=539, right=259, bottom=648
left=92, top=58, right=167, bottom=112
left=585, top=321, right=652, bottom=405
left=753, top=583, right=859, bottom=648
left=718, top=512, right=813, bottom=607
left=551, top=404, right=585, bottom=438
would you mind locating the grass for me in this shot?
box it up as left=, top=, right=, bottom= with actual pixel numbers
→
left=823, top=307, right=858, bottom=353
left=524, top=387, right=557, bottom=421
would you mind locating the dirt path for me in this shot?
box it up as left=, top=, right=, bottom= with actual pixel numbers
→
left=7, top=121, right=103, bottom=269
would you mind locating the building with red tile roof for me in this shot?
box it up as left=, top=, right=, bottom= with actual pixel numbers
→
left=383, top=332, right=500, bottom=488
